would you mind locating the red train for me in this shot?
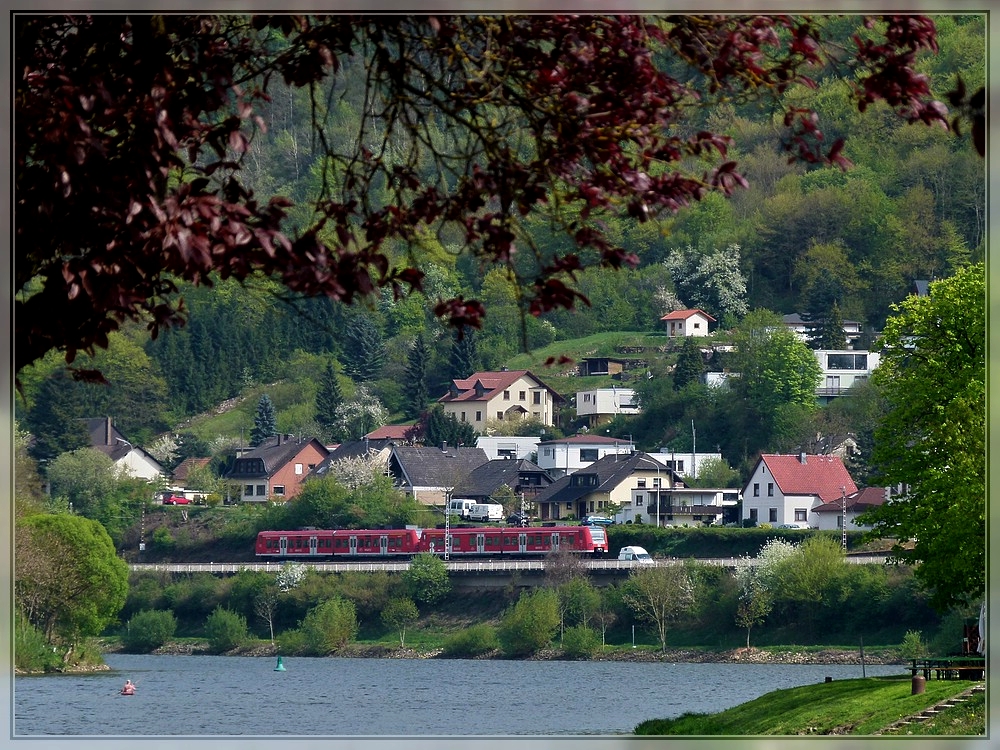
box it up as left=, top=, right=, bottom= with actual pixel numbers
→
left=255, top=525, right=609, bottom=559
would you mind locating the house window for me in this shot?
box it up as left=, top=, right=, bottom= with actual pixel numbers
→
left=635, top=495, right=644, bottom=506
left=753, top=483, right=760, bottom=497
left=295, top=463, right=303, bottom=475
left=519, top=391, right=526, bottom=400
left=768, top=508, right=777, bottom=523
left=256, top=484, right=266, bottom=496
left=544, top=448, right=552, bottom=457
left=566, top=502, right=572, bottom=510
left=244, top=484, right=254, bottom=496
left=674, top=460, right=684, bottom=473
left=274, top=485, right=285, bottom=496
left=694, top=322, right=701, bottom=329
left=476, top=411, right=482, bottom=421
left=749, top=508, right=758, bottom=522
left=580, top=449, right=599, bottom=461
left=497, top=411, right=504, bottom=420
left=533, top=392, right=541, bottom=404
left=795, top=509, right=808, bottom=522
left=460, top=412, right=466, bottom=422
left=503, top=390, right=511, bottom=400
left=584, top=393, right=592, bottom=402
left=767, top=482, right=774, bottom=496
left=637, top=479, right=646, bottom=488
left=653, top=478, right=661, bottom=488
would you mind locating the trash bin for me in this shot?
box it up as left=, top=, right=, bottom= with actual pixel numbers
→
left=911, top=674, right=926, bottom=695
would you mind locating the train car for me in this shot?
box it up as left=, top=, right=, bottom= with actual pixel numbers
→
left=255, top=525, right=608, bottom=559
left=256, top=528, right=423, bottom=559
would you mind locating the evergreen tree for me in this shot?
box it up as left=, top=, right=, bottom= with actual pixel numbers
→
left=251, top=394, right=278, bottom=446
left=672, top=336, right=704, bottom=391
left=342, top=316, right=387, bottom=382
left=449, top=327, right=480, bottom=381
left=25, top=372, right=91, bottom=463
left=802, top=269, right=843, bottom=350
left=816, top=301, right=848, bottom=350
left=403, top=334, right=430, bottom=421
left=315, top=361, right=344, bottom=442
left=424, top=406, right=477, bottom=448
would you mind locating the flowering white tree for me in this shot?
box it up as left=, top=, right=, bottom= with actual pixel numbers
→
left=732, top=538, right=797, bottom=648
left=334, top=385, right=389, bottom=440
left=663, top=244, right=749, bottom=322
left=326, top=451, right=388, bottom=490
left=275, top=562, right=306, bottom=593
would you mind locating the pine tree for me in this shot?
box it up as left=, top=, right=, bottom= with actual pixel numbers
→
left=672, top=336, right=704, bottom=391
left=423, top=406, right=477, bottom=448
left=403, top=334, right=430, bottom=421
left=25, top=372, right=91, bottom=463
left=816, top=301, right=847, bottom=350
left=315, top=361, right=344, bottom=442
left=449, top=326, right=480, bottom=381
left=342, top=316, right=387, bottom=382
left=251, top=394, right=278, bottom=446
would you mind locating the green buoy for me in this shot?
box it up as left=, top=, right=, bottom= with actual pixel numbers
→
left=274, top=656, right=286, bottom=671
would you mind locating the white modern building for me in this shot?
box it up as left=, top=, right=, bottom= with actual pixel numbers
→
left=475, top=435, right=541, bottom=461
left=575, top=387, right=640, bottom=427
left=535, top=435, right=635, bottom=479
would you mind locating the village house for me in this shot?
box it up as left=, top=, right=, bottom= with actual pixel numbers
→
left=575, top=387, right=640, bottom=428
left=660, top=308, right=716, bottom=337
left=225, top=434, right=329, bottom=502
left=437, top=369, right=564, bottom=432
left=387, top=443, right=489, bottom=506
left=532, top=451, right=681, bottom=522
left=741, top=452, right=858, bottom=528
left=535, top=434, right=635, bottom=479
left=83, top=417, right=164, bottom=481
left=811, top=485, right=889, bottom=531
left=451, top=458, right=553, bottom=508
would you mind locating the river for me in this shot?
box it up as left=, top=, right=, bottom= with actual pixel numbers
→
left=11, top=653, right=906, bottom=741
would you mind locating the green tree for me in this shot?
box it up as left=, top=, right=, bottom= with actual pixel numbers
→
left=300, top=597, right=358, bottom=654
left=497, top=588, right=561, bottom=657
left=381, top=597, right=419, bottom=648
left=672, top=336, right=704, bottom=391
left=15, top=513, right=129, bottom=644
left=448, top=327, right=480, bottom=381
left=423, top=406, right=478, bottom=447
left=403, top=553, right=452, bottom=605
left=858, top=263, right=985, bottom=612
left=251, top=394, right=278, bottom=446
left=622, top=565, right=696, bottom=652
left=342, top=316, right=387, bottom=382
left=25, top=371, right=90, bottom=463
left=204, top=606, right=249, bottom=653
left=122, top=609, right=177, bottom=653
left=315, top=360, right=345, bottom=443
left=403, top=334, right=430, bottom=420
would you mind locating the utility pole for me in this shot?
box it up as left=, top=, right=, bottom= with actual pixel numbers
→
left=841, top=486, right=848, bottom=551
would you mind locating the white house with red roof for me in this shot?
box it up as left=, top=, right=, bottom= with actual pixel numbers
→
left=811, top=486, right=889, bottom=531
left=437, top=370, right=564, bottom=433
left=535, top=434, right=635, bottom=479
left=660, top=308, right=716, bottom=337
left=741, top=452, right=858, bottom=528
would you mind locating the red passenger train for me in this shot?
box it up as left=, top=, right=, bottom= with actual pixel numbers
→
left=255, top=525, right=609, bottom=559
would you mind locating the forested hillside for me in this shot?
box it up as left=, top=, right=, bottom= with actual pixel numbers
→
left=15, top=15, right=984, bottom=474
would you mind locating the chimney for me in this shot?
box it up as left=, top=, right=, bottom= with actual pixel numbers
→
left=106, top=417, right=113, bottom=446
left=799, top=452, right=807, bottom=465
left=441, top=442, right=448, bottom=453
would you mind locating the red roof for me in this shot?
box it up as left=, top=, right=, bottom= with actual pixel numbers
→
left=760, top=453, right=858, bottom=502
left=813, top=486, right=888, bottom=513
left=438, top=370, right=559, bottom=404
left=660, top=309, right=716, bottom=322
left=364, top=424, right=415, bottom=440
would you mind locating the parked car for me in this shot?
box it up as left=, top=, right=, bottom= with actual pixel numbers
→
left=162, top=494, right=191, bottom=505
left=506, top=512, right=531, bottom=526
left=776, top=523, right=808, bottom=529
left=581, top=515, right=613, bottom=526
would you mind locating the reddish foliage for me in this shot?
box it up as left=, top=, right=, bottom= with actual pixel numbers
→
left=15, top=14, right=951, bottom=377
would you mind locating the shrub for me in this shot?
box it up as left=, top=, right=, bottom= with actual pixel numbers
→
left=898, top=630, right=929, bottom=661
left=441, top=623, right=500, bottom=657
left=561, top=625, right=600, bottom=658
left=301, top=597, right=358, bottom=655
left=403, top=554, right=451, bottom=605
left=204, top=606, right=248, bottom=653
left=14, top=612, right=61, bottom=672
left=121, top=609, right=177, bottom=653
left=497, top=588, right=560, bottom=657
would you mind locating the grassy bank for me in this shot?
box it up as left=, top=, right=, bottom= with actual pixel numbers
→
left=634, top=676, right=985, bottom=736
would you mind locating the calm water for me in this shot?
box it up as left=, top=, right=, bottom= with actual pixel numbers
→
left=13, top=654, right=905, bottom=737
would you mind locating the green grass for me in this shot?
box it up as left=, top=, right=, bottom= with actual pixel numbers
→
left=634, top=677, right=984, bottom=736
left=880, top=690, right=985, bottom=736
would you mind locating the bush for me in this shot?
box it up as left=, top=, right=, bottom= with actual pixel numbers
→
left=898, top=630, right=928, bottom=661
left=121, top=609, right=177, bottom=653
left=300, top=597, right=358, bottom=655
left=204, top=606, right=248, bottom=653
left=562, top=625, right=600, bottom=658
left=497, top=588, right=560, bottom=657
left=441, top=623, right=500, bottom=657
left=15, top=612, right=62, bottom=672
left=403, top=554, right=451, bottom=605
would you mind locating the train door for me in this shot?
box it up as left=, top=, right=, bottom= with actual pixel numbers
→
left=309, top=535, right=318, bottom=555
left=476, top=533, right=485, bottom=554
left=279, top=536, right=288, bottom=556
left=518, top=532, right=527, bottom=554
left=551, top=532, right=561, bottom=552
left=349, top=535, right=358, bottom=556
left=379, top=535, right=388, bottom=556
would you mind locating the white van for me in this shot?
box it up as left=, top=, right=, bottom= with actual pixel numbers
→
left=447, top=498, right=476, bottom=519
left=468, top=503, right=504, bottom=523
left=618, top=546, right=655, bottom=564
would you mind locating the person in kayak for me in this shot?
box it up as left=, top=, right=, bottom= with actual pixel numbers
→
left=121, top=679, right=136, bottom=695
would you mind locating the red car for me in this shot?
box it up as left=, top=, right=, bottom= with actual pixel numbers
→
left=161, top=494, right=191, bottom=505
